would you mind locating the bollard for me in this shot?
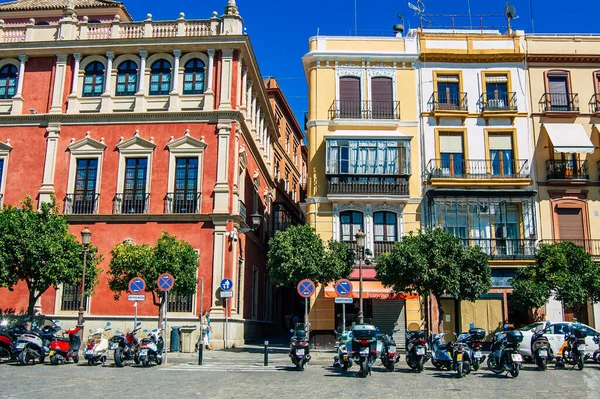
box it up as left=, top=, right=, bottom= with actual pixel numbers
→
left=263, top=340, right=269, bottom=366
left=198, top=340, right=203, bottom=365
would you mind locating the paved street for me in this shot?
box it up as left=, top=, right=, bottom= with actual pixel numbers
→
left=1, top=350, right=600, bottom=399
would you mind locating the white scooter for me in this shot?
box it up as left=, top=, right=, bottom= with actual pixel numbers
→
left=83, top=322, right=111, bottom=366
left=139, top=329, right=164, bottom=367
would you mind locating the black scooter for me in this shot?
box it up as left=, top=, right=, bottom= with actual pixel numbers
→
left=289, top=323, right=311, bottom=371
left=111, top=322, right=142, bottom=367
left=379, top=330, right=400, bottom=372
left=405, top=329, right=428, bottom=372
left=530, top=324, right=551, bottom=371
left=558, top=325, right=587, bottom=370
left=487, top=326, right=523, bottom=378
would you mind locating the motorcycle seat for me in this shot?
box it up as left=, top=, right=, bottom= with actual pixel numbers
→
left=56, top=337, right=69, bottom=343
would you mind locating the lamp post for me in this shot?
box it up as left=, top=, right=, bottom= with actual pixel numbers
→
left=355, top=229, right=366, bottom=325
left=78, top=227, right=91, bottom=338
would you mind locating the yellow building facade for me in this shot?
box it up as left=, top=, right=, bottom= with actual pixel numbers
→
left=302, top=34, right=423, bottom=345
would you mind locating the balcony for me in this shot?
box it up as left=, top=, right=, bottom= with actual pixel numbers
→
left=426, top=159, right=531, bottom=187
left=327, top=175, right=409, bottom=196
left=64, top=193, right=99, bottom=215
left=590, top=94, right=600, bottom=114
left=478, top=92, right=518, bottom=114
left=546, top=160, right=589, bottom=181
left=164, top=192, right=200, bottom=214
left=541, top=239, right=600, bottom=261
left=539, top=93, right=580, bottom=114
left=461, top=238, right=537, bottom=260
left=328, top=100, right=401, bottom=120
left=374, top=241, right=396, bottom=257
left=428, top=92, right=468, bottom=115
left=113, top=193, right=150, bottom=215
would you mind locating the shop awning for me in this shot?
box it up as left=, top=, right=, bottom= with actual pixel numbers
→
left=544, top=123, right=594, bottom=154
left=324, top=281, right=418, bottom=300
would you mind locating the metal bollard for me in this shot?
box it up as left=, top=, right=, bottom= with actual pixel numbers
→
left=263, top=340, right=269, bottom=366
left=198, top=340, right=203, bottom=365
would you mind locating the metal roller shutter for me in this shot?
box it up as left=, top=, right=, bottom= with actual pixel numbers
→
left=372, top=300, right=406, bottom=349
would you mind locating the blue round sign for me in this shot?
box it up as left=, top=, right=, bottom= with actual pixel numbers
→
left=220, top=278, right=233, bottom=291
left=128, top=277, right=146, bottom=294
left=157, top=273, right=175, bottom=292
left=335, top=279, right=353, bottom=298
left=297, top=279, right=315, bottom=298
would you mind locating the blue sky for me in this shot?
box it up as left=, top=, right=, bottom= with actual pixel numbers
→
left=121, top=0, right=600, bottom=126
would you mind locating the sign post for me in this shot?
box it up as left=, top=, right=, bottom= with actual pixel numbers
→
left=157, top=273, right=175, bottom=364
left=199, top=277, right=204, bottom=365
left=297, top=279, right=315, bottom=334
left=128, top=277, right=146, bottom=329
left=220, top=278, right=233, bottom=349
left=335, top=279, right=353, bottom=332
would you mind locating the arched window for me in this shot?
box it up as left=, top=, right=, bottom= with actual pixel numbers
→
left=373, top=211, right=397, bottom=242
left=0, top=64, right=17, bottom=99
left=82, top=61, right=104, bottom=97
left=149, top=60, right=171, bottom=96
left=340, top=210, right=364, bottom=242
left=183, top=59, right=205, bottom=95
left=116, top=60, right=138, bottom=96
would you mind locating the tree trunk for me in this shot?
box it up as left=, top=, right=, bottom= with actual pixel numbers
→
left=433, top=294, right=444, bottom=335
left=26, top=289, right=37, bottom=317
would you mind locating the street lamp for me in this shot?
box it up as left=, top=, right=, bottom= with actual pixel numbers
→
left=355, top=229, right=366, bottom=325
left=78, top=227, right=91, bottom=338
left=239, top=212, right=262, bottom=234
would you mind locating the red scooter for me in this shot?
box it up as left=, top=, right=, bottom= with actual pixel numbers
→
left=49, top=326, right=81, bottom=365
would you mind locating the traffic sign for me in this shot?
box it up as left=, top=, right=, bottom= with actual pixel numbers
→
left=128, top=277, right=146, bottom=294
left=335, top=279, right=353, bottom=298
left=220, top=278, right=233, bottom=291
left=128, top=295, right=146, bottom=301
left=297, top=279, right=315, bottom=298
left=157, top=273, right=175, bottom=292
left=220, top=291, right=233, bottom=298
left=335, top=297, right=353, bottom=304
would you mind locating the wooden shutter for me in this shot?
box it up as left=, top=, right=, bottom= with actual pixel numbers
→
left=556, top=207, right=584, bottom=240
left=371, top=77, right=393, bottom=102
left=339, top=77, right=360, bottom=101
left=548, top=74, right=568, bottom=94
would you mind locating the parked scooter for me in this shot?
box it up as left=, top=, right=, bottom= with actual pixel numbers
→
left=49, top=326, right=81, bottom=365
left=557, top=325, right=587, bottom=370
left=379, top=329, right=400, bottom=372
left=0, top=319, right=27, bottom=363
left=530, top=323, right=551, bottom=371
left=84, top=322, right=111, bottom=366
left=111, top=322, right=142, bottom=367
left=593, top=333, right=600, bottom=364
left=430, top=333, right=454, bottom=371
left=333, top=329, right=352, bottom=371
left=289, top=323, right=311, bottom=371
left=487, top=326, right=524, bottom=377
left=405, top=329, right=428, bottom=372
left=456, top=328, right=486, bottom=371
left=139, top=328, right=164, bottom=367
left=451, top=333, right=472, bottom=378
left=349, top=324, right=380, bottom=378
left=13, top=321, right=59, bottom=365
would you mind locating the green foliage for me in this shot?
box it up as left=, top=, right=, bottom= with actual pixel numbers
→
left=510, top=242, right=600, bottom=311
left=375, top=229, right=491, bottom=329
left=0, top=197, right=102, bottom=316
left=267, top=224, right=355, bottom=288
left=108, top=232, right=198, bottom=311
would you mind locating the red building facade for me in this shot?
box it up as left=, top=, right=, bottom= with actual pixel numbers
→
left=0, top=0, right=278, bottom=347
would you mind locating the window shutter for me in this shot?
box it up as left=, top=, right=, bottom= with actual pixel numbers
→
left=371, top=77, right=393, bottom=102
left=437, top=75, right=459, bottom=83
left=548, top=75, right=568, bottom=94
left=485, top=75, right=508, bottom=84
left=489, top=135, right=513, bottom=150
left=556, top=207, right=584, bottom=240
left=339, top=77, right=361, bottom=101
left=439, top=134, right=463, bottom=153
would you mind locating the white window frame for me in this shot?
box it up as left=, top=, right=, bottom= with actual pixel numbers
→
left=78, top=55, right=108, bottom=98
left=112, top=54, right=141, bottom=97
left=115, top=134, right=156, bottom=212
left=54, top=283, right=91, bottom=316
left=66, top=135, right=107, bottom=213
left=145, top=53, right=175, bottom=97
left=367, top=67, right=397, bottom=105
left=166, top=133, right=207, bottom=213
left=335, top=67, right=365, bottom=103
left=179, top=52, right=209, bottom=96
left=0, top=140, right=12, bottom=207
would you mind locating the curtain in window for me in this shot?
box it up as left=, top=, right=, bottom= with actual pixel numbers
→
left=349, top=140, right=359, bottom=174
left=327, top=141, right=339, bottom=174
left=387, top=144, right=399, bottom=174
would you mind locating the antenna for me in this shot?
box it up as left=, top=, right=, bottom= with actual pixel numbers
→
left=505, top=3, right=518, bottom=31
left=408, top=0, right=425, bottom=15
left=467, top=0, right=473, bottom=29
left=354, top=0, right=357, bottom=35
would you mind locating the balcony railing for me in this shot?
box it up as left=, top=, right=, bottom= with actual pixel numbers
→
left=327, top=175, right=409, bottom=196
left=546, top=160, right=589, bottom=181
left=328, top=100, right=401, bottom=120
left=374, top=241, right=396, bottom=257
left=428, top=92, right=468, bottom=112
left=113, top=193, right=150, bottom=214
left=541, top=239, right=600, bottom=260
left=539, top=93, right=579, bottom=113
left=64, top=193, right=99, bottom=215
left=590, top=94, right=600, bottom=114
left=165, top=192, right=200, bottom=214
left=427, top=159, right=530, bottom=179
left=478, top=92, right=518, bottom=112
left=461, top=238, right=537, bottom=260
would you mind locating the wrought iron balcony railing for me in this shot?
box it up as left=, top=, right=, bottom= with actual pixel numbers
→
left=113, top=192, right=150, bottom=214
left=590, top=94, right=600, bottom=114
left=427, top=158, right=530, bottom=179
left=546, top=160, right=589, bottom=181
left=428, top=92, right=468, bottom=112
left=461, top=238, right=537, bottom=260
left=64, top=193, right=100, bottom=215
left=540, top=239, right=600, bottom=260
left=478, top=92, right=518, bottom=112
left=164, top=191, right=200, bottom=214
left=539, top=93, right=579, bottom=113
left=327, top=175, right=409, bottom=196
left=328, top=100, right=401, bottom=120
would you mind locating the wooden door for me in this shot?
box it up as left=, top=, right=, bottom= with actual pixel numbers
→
left=556, top=207, right=585, bottom=241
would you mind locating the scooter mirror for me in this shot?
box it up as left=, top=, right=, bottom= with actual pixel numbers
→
left=89, top=329, right=93, bottom=333
left=143, top=329, right=148, bottom=332
left=136, top=322, right=142, bottom=326
left=106, top=322, right=111, bottom=326
left=54, top=319, right=60, bottom=323
left=115, top=330, right=120, bottom=334
left=290, top=329, right=294, bottom=333
left=56, top=327, right=61, bottom=331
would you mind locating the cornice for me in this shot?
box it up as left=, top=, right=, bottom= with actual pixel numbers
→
left=420, top=54, right=525, bottom=63
left=526, top=54, right=600, bottom=63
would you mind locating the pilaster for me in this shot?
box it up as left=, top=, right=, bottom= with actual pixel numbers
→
left=134, top=50, right=147, bottom=113
left=50, top=54, right=68, bottom=114
left=38, top=125, right=61, bottom=205
left=218, top=49, right=234, bottom=110
left=168, top=49, right=181, bottom=111
left=100, top=51, right=114, bottom=113
left=67, top=52, right=81, bottom=114
left=213, top=122, right=232, bottom=213
left=11, top=54, right=27, bottom=115
left=203, top=49, right=215, bottom=111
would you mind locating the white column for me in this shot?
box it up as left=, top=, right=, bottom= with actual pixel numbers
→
left=218, top=49, right=234, bottom=110
left=171, top=49, right=181, bottom=93
left=258, top=115, right=264, bottom=142
left=134, top=50, right=147, bottom=113
left=236, top=54, right=243, bottom=109
left=38, top=125, right=61, bottom=205
left=240, top=66, right=247, bottom=112
left=11, top=54, right=27, bottom=115
left=103, top=51, right=114, bottom=94
left=203, top=49, right=215, bottom=110
left=213, top=122, right=231, bottom=213
left=66, top=53, right=81, bottom=114
left=50, top=54, right=68, bottom=114
left=251, top=93, right=257, bottom=131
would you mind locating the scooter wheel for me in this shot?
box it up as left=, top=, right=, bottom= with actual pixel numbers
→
left=296, top=359, right=305, bottom=371
left=114, top=348, right=125, bottom=368
left=359, top=359, right=369, bottom=378
left=18, top=350, right=30, bottom=366
left=510, top=363, right=520, bottom=378
left=577, top=358, right=584, bottom=371
left=456, top=362, right=464, bottom=378
left=341, top=362, right=349, bottom=371
left=142, top=357, right=149, bottom=367
left=487, top=357, right=503, bottom=375
left=88, top=359, right=94, bottom=366
left=538, top=357, right=547, bottom=371
left=416, top=357, right=424, bottom=373
left=432, top=360, right=443, bottom=370
left=72, top=354, right=79, bottom=364
left=0, top=346, right=10, bottom=363
left=386, top=361, right=395, bottom=372
left=50, top=355, right=59, bottom=366
left=472, top=361, right=480, bottom=372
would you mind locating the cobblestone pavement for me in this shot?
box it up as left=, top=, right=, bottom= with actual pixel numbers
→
left=1, top=351, right=599, bottom=399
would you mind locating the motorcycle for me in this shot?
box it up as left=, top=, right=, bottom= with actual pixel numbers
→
left=349, top=324, right=380, bottom=378
left=593, top=333, right=600, bottom=364
left=13, top=321, right=59, bottom=365
left=456, top=328, right=486, bottom=371
left=557, top=325, right=587, bottom=370
left=379, top=329, right=400, bottom=372
left=405, top=329, right=428, bottom=372
left=333, top=329, right=352, bottom=371
left=49, top=326, right=81, bottom=365
left=530, top=324, right=551, bottom=371
left=110, top=322, right=142, bottom=367
left=289, top=323, right=311, bottom=371
left=0, top=319, right=27, bottom=363
left=430, top=333, right=454, bottom=371
left=487, top=327, right=524, bottom=378
left=451, top=333, right=472, bottom=378
left=84, top=322, right=111, bottom=366
left=139, top=328, right=164, bottom=367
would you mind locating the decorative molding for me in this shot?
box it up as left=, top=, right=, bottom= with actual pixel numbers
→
left=116, top=130, right=156, bottom=152
left=0, top=139, right=12, bottom=154
left=367, top=68, right=395, bottom=78
left=67, top=133, right=106, bottom=152
left=167, top=130, right=207, bottom=152
left=238, top=145, right=248, bottom=170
